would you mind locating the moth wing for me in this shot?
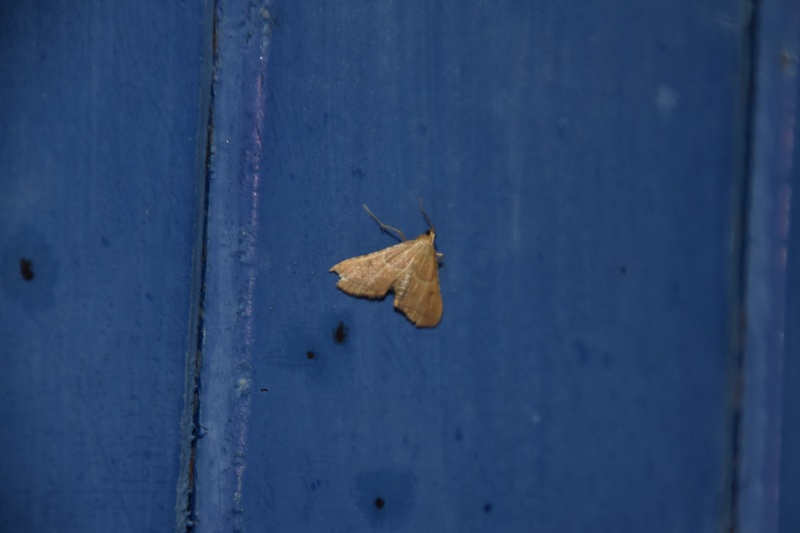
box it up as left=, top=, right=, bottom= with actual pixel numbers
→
left=330, top=241, right=420, bottom=299
left=392, top=240, right=442, bottom=327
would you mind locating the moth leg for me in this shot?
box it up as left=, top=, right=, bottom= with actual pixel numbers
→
left=362, top=204, right=406, bottom=241
left=436, top=252, right=444, bottom=262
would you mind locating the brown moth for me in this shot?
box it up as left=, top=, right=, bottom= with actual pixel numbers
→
left=330, top=204, right=443, bottom=327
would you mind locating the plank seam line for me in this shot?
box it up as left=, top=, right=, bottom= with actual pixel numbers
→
left=727, top=1, right=760, bottom=532
left=175, top=2, right=219, bottom=531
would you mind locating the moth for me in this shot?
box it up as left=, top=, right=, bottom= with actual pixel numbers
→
left=330, top=204, right=443, bottom=327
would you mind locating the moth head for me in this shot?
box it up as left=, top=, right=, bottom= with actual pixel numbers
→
left=425, top=228, right=435, bottom=239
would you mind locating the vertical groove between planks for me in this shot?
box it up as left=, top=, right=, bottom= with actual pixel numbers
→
left=175, top=1, right=219, bottom=531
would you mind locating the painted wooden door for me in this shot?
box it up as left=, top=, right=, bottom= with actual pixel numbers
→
left=2, top=1, right=799, bottom=532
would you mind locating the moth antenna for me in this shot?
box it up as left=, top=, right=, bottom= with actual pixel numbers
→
left=362, top=204, right=406, bottom=241
left=419, top=197, right=435, bottom=230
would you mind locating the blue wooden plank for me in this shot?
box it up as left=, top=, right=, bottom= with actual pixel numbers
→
left=736, top=0, right=800, bottom=532
left=779, top=128, right=800, bottom=533
left=0, top=2, right=211, bottom=532
left=196, top=0, right=751, bottom=531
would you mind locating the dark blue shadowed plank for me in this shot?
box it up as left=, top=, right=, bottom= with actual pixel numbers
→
left=736, top=0, right=800, bottom=532
left=0, top=2, right=211, bottom=532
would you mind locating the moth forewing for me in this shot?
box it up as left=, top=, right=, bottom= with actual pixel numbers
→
left=392, top=234, right=442, bottom=327
left=330, top=239, right=419, bottom=298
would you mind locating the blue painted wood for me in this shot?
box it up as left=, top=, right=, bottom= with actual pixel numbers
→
left=737, top=1, right=800, bottom=532
left=3, top=0, right=797, bottom=531
left=0, top=2, right=211, bottom=532
left=195, top=0, right=756, bottom=531
left=779, top=129, right=800, bottom=533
